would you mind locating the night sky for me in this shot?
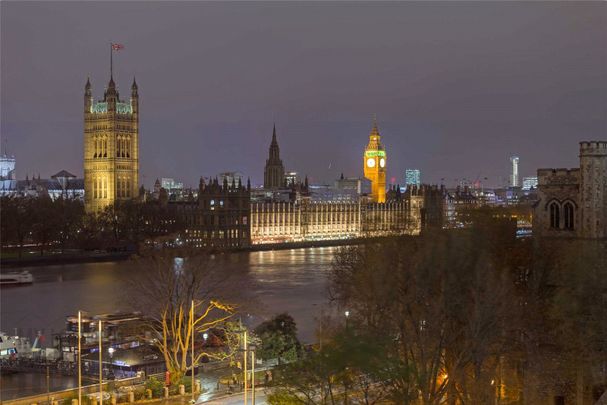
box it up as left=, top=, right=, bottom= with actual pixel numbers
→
left=2, top=2, right=606, bottom=188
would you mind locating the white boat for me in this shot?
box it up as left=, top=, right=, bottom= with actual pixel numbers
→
left=0, top=271, right=34, bottom=286
left=0, top=332, right=33, bottom=358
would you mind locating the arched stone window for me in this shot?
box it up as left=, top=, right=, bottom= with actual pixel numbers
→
left=549, top=202, right=560, bottom=229
left=563, top=202, right=575, bottom=230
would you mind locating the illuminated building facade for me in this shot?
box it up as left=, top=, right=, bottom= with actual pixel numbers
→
left=534, top=141, right=607, bottom=239
left=0, top=171, right=84, bottom=200
left=250, top=198, right=423, bottom=245
left=84, top=76, right=139, bottom=212
left=522, top=176, right=538, bottom=191
left=264, top=125, right=285, bottom=189
left=363, top=117, right=387, bottom=203
left=171, top=177, right=251, bottom=248
left=0, top=154, right=16, bottom=180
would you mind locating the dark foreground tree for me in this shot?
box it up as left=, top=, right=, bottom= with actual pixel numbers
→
left=254, top=313, right=301, bottom=364
left=328, top=216, right=522, bottom=404
left=268, top=328, right=389, bottom=405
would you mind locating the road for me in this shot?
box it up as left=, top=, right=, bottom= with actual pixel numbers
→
left=147, top=389, right=268, bottom=405
left=202, top=390, right=268, bottom=404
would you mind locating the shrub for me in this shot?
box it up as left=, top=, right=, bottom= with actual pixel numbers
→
left=145, top=377, right=164, bottom=398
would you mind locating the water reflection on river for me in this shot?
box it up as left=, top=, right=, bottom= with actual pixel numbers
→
left=1, top=247, right=336, bottom=345
left=1, top=247, right=338, bottom=400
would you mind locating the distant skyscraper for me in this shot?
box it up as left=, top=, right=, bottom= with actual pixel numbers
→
left=510, top=156, right=520, bottom=187
left=264, top=124, right=285, bottom=189
left=84, top=75, right=139, bottom=212
left=522, top=176, right=538, bottom=191
left=405, top=169, right=421, bottom=188
left=363, top=116, right=387, bottom=203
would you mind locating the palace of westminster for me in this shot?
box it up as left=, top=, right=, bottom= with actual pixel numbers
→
left=2, top=73, right=605, bottom=247
left=79, top=74, right=450, bottom=248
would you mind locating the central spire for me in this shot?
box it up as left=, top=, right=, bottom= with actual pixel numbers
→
left=264, top=123, right=285, bottom=189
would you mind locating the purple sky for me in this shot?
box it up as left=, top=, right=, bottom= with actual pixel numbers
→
left=2, top=2, right=606, bottom=188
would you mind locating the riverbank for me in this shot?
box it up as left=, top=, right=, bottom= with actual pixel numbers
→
left=1, top=236, right=397, bottom=268
left=1, top=251, right=133, bottom=268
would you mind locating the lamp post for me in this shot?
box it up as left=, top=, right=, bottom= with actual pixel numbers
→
left=191, top=300, right=195, bottom=405
left=99, top=320, right=103, bottom=405
left=108, top=347, right=115, bottom=381
left=78, top=311, right=82, bottom=405
left=249, top=344, right=257, bottom=405
left=344, top=310, right=350, bottom=405
left=243, top=330, right=248, bottom=405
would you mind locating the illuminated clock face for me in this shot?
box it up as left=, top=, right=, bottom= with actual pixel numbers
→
left=379, top=158, right=385, bottom=168
left=366, top=158, right=376, bottom=168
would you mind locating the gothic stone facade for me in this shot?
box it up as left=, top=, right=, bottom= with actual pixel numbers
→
left=534, top=141, right=607, bottom=239
left=250, top=198, right=423, bottom=245
left=170, top=178, right=251, bottom=249
left=84, top=77, right=139, bottom=212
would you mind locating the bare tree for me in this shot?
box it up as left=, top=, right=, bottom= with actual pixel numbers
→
left=125, top=249, right=244, bottom=382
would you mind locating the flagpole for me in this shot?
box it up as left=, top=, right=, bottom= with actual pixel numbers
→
left=110, top=43, right=113, bottom=78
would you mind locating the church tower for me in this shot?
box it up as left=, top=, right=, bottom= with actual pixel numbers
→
left=84, top=76, right=139, bottom=212
left=363, top=116, right=387, bottom=203
left=579, top=141, right=607, bottom=238
left=264, top=124, right=285, bottom=189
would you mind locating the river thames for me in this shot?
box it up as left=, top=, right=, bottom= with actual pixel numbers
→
left=1, top=246, right=338, bottom=400
left=1, top=247, right=337, bottom=343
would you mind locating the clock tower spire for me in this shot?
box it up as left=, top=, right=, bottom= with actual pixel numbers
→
left=363, top=115, right=386, bottom=203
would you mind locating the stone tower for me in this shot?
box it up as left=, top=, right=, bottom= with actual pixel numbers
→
left=84, top=76, right=139, bottom=212
left=263, top=124, right=285, bottom=189
left=579, top=141, right=607, bottom=238
left=363, top=116, right=387, bottom=203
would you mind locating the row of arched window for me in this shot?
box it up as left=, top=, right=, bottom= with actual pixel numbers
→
left=93, top=177, right=108, bottom=199
left=548, top=200, right=575, bottom=230
left=116, top=136, right=132, bottom=158
left=93, top=136, right=108, bottom=158
left=117, top=177, right=131, bottom=198
left=92, top=136, right=132, bottom=158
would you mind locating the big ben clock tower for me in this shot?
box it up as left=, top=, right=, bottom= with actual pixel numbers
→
left=363, top=116, right=386, bottom=203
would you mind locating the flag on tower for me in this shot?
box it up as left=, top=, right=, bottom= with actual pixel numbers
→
left=111, top=43, right=124, bottom=51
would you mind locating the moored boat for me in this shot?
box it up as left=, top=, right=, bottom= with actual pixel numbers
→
left=0, top=271, right=34, bottom=286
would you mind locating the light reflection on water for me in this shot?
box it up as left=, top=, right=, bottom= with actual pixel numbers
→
left=0, top=247, right=337, bottom=344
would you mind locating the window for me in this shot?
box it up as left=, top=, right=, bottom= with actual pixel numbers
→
left=549, top=202, right=560, bottom=229
left=564, top=202, right=574, bottom=230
